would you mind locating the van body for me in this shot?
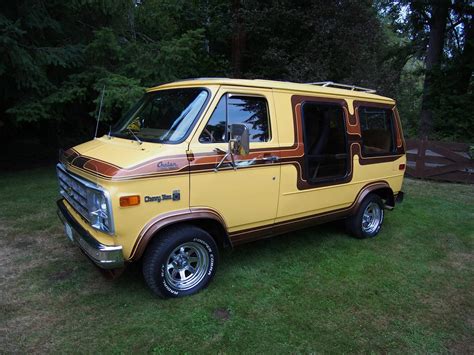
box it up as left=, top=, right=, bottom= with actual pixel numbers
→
left=56, top=78, right=405, bottom=297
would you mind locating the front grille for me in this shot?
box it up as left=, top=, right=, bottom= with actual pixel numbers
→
left=57, top=165, right=89, bottom=221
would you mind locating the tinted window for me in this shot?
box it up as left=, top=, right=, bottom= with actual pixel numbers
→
left=359, top=107, right=395, bottom=155
left=199, top=94, right=270, bottom=143
left=302, top=103, right=348, bottom=181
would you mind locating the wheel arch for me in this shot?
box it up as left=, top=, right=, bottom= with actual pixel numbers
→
left=370, top=186, right=395, bottom=209
left=352, top=181, right=394, bottom=214
left=130, top=208, right=230, bottom=261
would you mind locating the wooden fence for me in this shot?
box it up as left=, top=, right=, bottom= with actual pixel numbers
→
left=405, top=139, right=474, bottom=184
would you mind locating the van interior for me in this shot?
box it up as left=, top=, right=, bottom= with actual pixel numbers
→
left=302, top=103, right=348, bottom=182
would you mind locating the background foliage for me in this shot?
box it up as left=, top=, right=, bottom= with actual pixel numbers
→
left=0, top=0, right=472, bottom=153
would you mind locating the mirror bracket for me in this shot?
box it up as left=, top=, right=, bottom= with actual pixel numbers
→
left=214, top=140, right=237, bottom=172
left=214, top=152, right=236, bottom=172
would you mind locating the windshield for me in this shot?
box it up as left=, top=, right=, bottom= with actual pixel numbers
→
left=112, top=88, right=209, bottom=143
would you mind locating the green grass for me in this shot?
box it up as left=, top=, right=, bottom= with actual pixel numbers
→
left=1, top=167, right=473, bottom=353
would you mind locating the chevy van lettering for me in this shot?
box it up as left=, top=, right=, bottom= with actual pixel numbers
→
left=144, top=190, right=180, bottom=203
left=56, top=78, right=405, bottom=299
left=145, top=195, right=162, bottom=203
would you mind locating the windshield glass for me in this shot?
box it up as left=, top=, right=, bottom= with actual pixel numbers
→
left=112, top=88, right=209, bottom=143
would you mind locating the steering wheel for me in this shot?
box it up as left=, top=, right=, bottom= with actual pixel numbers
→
left=201, top=128, right=215, bottom=143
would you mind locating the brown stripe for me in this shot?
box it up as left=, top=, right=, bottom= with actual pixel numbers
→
left=229, top=181, right=390, bottom=245
left=60, top=97, right=404, bottom=182
left=127, top=180, right=392, bottom=255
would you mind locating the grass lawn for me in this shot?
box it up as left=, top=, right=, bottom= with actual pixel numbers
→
left=1, top=167, right=473, bottom=353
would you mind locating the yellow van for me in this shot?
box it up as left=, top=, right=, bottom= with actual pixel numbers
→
left=56, top=78, right=406, bottom=298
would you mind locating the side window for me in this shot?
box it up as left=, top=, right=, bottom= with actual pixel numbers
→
left=199, top=94, right=270, bottom=143
left=359, top=107, right=396, bottom=155
left=200, top=95, right=226, bottom=143
left=302, top=103, right=348, bottom=182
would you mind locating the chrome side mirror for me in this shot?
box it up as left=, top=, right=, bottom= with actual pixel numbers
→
left=229, top=123, right=250, bottom=156
left=214, top=124, right=250, bottom=172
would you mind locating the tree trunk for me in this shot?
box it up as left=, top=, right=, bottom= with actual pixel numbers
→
left=419, top=0, right=450, bottom=139
left=456, top=17, right=473, bottom=95
left=128, top=0, right=136, bottom=41
left=231, top=0, right=245, bottom=78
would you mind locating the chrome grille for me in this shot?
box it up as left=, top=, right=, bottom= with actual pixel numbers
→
left=57, top=165, right=89, bottom=221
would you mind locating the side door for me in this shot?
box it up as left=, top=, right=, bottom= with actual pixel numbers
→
left=188, top=87, right=280, bottom=238
left=275, top=94, right=358, bottom=222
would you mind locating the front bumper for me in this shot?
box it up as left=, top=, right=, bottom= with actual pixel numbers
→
left=57, top=199, right=124, bottom=269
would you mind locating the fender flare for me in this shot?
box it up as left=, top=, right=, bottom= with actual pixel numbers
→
left=129, top=208, right=229, bottom=261
left=350, top=181, right=394, bottom=215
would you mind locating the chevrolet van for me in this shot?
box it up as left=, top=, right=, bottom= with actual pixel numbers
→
left=57, top=78, right=405, bottom=298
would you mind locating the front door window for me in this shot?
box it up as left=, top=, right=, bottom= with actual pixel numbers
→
left=199, top=94, right=270, bottom=143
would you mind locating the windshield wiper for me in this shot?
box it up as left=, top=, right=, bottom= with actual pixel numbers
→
left=127, top=128, right=143, bottom=145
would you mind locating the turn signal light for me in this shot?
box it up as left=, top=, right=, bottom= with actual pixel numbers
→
left=120, top=195, right=140, bottom=207
left=399, top=164, right=406, bottom=170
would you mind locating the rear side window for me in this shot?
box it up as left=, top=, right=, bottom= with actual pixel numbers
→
left=199, top=94, right=270, bottom=143
left=302, top=102, right=348, bottom=182
left=359, top=107, right=396, bottom=155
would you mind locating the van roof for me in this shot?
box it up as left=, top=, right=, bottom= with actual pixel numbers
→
left=148, top=77, right=395, bottom=103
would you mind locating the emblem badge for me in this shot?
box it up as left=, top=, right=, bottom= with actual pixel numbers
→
left=145, top=190, right=180, bottom=203
left=157, top=161, right=178, bottom=171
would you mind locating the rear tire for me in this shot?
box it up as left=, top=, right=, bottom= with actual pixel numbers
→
left=142, top=225, right=218, bottom=298
left=346, top=194, right=384, bottom=239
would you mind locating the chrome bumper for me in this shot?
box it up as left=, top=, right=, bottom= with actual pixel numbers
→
left=57, top=199, right=124, bottom=269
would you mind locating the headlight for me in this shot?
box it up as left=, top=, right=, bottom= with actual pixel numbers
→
left=87, top=189, right=113, bottom=233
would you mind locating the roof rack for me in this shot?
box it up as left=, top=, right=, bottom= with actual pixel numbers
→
left=308, top=81, right=376, bottom=93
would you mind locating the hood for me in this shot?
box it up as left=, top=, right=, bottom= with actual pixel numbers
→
left=61, top=136, right=189, bottom=180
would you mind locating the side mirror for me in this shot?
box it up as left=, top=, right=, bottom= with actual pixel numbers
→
left=214, top=123, right=250, bottom=172
left=229, top=123, right=250, bottom=156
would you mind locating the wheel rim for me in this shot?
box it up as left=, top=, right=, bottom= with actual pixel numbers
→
left=361, top=202, right=383, bottom=234
left=164, top=242, right=209, bottom=291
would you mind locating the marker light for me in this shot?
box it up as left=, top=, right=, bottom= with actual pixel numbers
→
left=120, top=195, right=140, bottom=207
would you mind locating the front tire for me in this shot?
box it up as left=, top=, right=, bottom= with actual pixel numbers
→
left=346, top=194, right=384, bottom=239
left=142, top=225, right=218, bottom=298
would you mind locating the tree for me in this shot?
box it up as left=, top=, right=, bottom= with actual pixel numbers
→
left=231, top=0, right=245, bottom=77
left=238, top=0, right=402, bottom=97
left=419, top=0, right=450, bottom=139
left=2, top=0, right=470, bottom=151
left=454, top=4, right=473, bottom=95
left=379, top=0, right=473, bottom=141
left=0, top=0, right=219, bottom=147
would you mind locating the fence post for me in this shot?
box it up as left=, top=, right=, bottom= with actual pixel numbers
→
left=416, top=139, right=427, bottom=178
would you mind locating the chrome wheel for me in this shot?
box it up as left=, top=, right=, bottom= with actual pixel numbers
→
left=361, top=202, right=383, bottom=234
left=164, top=242, right=209, bottom=291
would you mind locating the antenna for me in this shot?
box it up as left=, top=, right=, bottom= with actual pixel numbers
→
left=94, top=85, right=106, bottom=138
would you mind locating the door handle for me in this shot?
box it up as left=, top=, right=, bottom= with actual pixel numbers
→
left=261, top=155, right=280, bottom=163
